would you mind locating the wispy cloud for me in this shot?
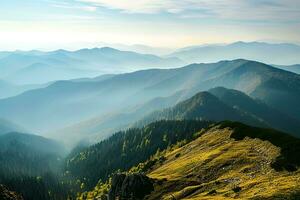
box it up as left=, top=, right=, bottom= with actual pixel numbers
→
left=77, top=0, right=300, bottom=22
left=49, top=0, right=98, bottom=12
left=1, top=0, right=299, bottom=49
left=77, top=0, right=170, bottom=13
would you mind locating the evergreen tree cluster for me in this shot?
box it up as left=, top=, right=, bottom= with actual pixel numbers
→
left=0, top=133, right=71, bottom=200
left=66, top=120, right=212, bottom=189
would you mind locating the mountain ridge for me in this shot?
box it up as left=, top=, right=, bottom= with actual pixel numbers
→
left=76, top=121, right=300, bottom=200
left=0, top=47, right=185, bottom=85
left=170, top=41, right=300, bottom=65
left=0, top=59, right=299, bottom=144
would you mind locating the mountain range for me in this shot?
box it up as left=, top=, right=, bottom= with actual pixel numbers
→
left=0, top=48, right=183, bottom=85
left=137, top=87, right=300, bottom=137
left=0, top=59, right=300, bottom=146
left=170, top=41, right=300, bottom=65
left=1, top=42, right=300, bottom=200
left=1, top=41, right=299, bottom=88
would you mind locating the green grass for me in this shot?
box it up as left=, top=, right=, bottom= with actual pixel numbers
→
left=219, top=121, right=300, bottom=171
left=146, top=123, right=300, bottom=200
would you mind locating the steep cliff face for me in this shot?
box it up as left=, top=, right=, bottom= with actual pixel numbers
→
left=108, top=173, right=154, bottom=200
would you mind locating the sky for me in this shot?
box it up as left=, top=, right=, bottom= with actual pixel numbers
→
left=0, top=0, right=300, bottom=50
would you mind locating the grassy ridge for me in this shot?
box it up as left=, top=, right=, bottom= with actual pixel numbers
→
left=147, top=123, right=300, bottom=200
left=79, top=121, right=300, bottom=199
left=219, top=121, right=300, bottom=171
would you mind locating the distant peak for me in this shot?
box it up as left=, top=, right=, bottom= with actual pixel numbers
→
left=52, top=49, right=68, bottom=53
left=187, top=91, right=219, bottom=103
left=100, top=47, right=119, bottom=51
left=230, top=41, right=261, bottom=46
left=232, top=41, right=247, bottom=44
left=209, top=87, right=247, bottom=98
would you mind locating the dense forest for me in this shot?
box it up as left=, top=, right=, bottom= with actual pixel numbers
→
left=0, top=132, right=72, bottom=200
left=0, top=120, right=213, bottom=199
left=65, top=120, right=213, bottom=190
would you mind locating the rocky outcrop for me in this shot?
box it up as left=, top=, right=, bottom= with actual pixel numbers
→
left=0, top=185, right=23, bottom=200
left=108, top=173, right=154, bottom=200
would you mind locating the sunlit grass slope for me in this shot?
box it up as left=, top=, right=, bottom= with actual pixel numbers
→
left=146, top=123, right=300, bottom=200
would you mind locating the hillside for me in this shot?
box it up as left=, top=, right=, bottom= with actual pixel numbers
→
left=0, top=132, right=66, bottom=156
left=274, top=64, right=300, bottom=74
left=0, top=132, right=66, bottom=178
left=52, top=90, right=191, bottom=147
left=83, top=122, right=300, bottom=200
left=0, top=132, right=68, bottom=200
left=137, top=91, right=264, bottom=128
left=208, top=87, right=300, bottom=136
left=0, top=118, right=24, bottom=135
left=137, top=88, right=300, bottom=137
left=145, top=122, right=300, bottom=200
left=1, top=59, right=300, bottom=143
left=65, top=120, right=212, bottom=189
left=198, top=61, right=300, bottom=121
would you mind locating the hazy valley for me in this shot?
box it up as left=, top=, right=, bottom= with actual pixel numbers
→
left=0, top=41, right=300, bottom=200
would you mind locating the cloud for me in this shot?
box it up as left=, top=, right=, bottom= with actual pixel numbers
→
left=50, top=1, right=97, bottom=12
left=78, top=0, right=173, bottom=13
left=82, top=6, right=97, bottom=12
left=77, top=0, right=300, bottom=22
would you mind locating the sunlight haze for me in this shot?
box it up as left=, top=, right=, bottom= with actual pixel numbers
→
left=0, top=0, right=299, bottom=50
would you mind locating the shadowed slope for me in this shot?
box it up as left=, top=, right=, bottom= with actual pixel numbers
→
left=137, top=91, right=266, bottom=129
